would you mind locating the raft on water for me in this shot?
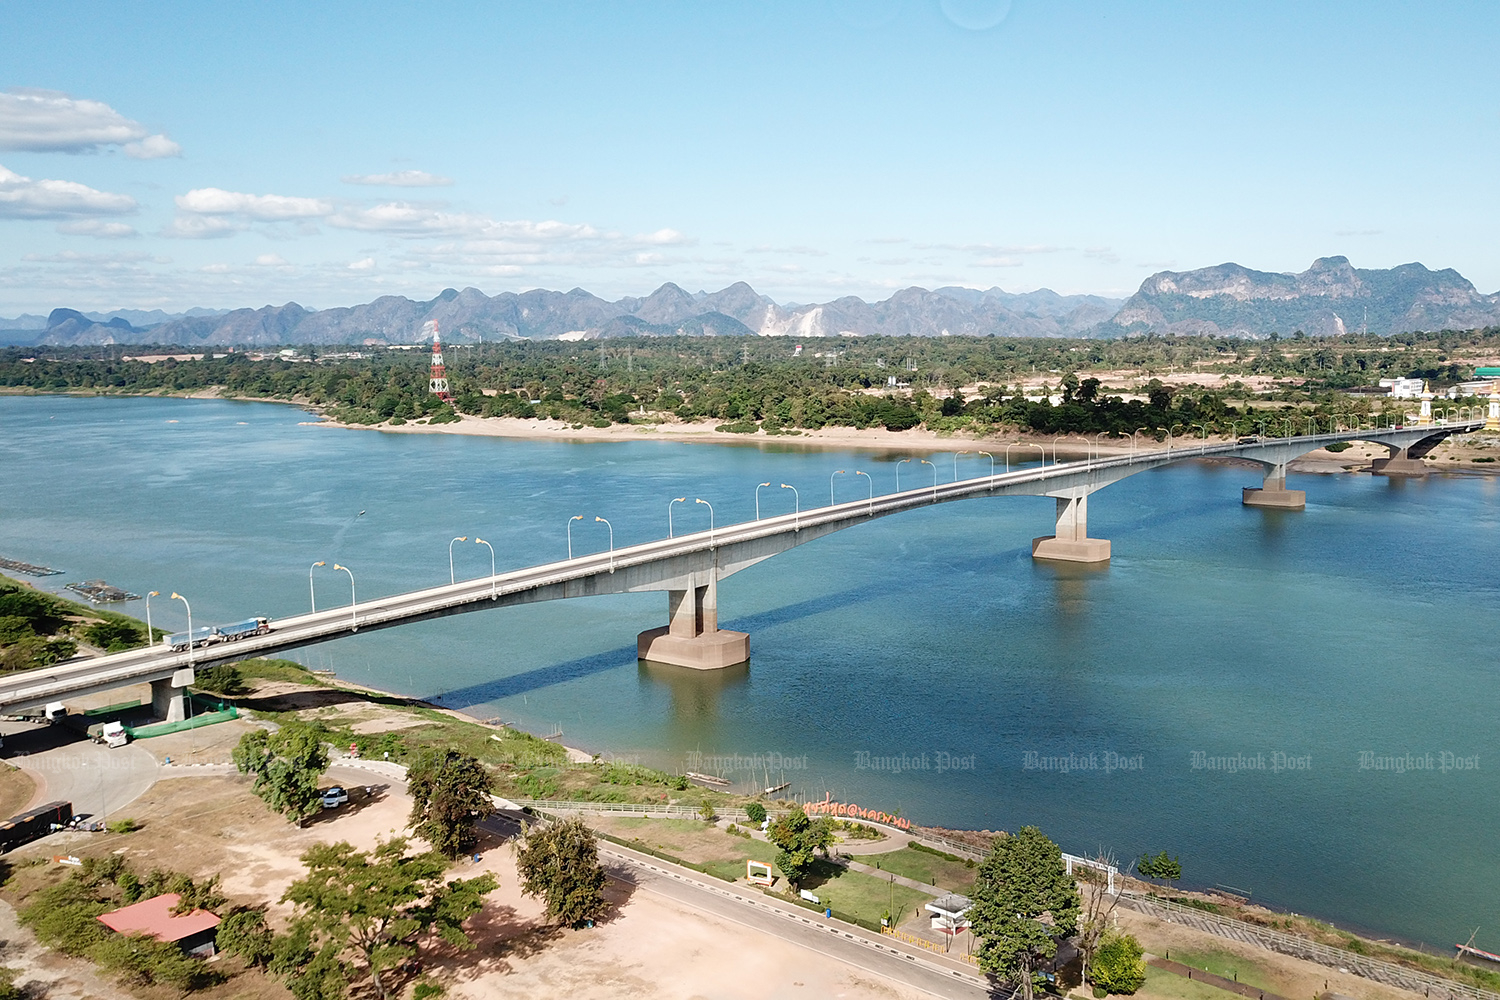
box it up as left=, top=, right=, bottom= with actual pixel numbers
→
left=65, top=580, right=140, bottom=603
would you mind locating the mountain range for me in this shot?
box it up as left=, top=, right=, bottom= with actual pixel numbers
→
left=6, top=257, right=1499, bottom=347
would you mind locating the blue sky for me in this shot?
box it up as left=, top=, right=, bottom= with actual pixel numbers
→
left=1, top=0, right=1496, bottom=314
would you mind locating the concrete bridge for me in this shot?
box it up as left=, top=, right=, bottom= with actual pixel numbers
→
left=2, top=419, right=1484, bottom=717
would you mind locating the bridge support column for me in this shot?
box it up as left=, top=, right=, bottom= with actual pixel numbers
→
left=1032, top=493, right=1110, bottom=564
left=1371, top=447, right=1428, bottom=476
left=637, top=574, right=749, bottom=670
left=1243, top=464, right=1305, bottom=509
left=150, top=668, right=194, bottom=723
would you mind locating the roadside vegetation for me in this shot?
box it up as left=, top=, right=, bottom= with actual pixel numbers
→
left=0, top=572, right=157, bottom=672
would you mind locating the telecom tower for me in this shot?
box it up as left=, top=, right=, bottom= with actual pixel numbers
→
left=426, top=320, right=452, bottom=400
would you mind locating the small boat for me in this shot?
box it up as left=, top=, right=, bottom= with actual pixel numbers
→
left=685, top=771, right=731, bottom=787
left=763, top=782, right=790, bottom=795
left=1456, top=943, right=1500, bottom=965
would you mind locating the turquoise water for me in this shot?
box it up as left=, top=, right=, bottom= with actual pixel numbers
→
left=2, top=394, right=1497, bottom=947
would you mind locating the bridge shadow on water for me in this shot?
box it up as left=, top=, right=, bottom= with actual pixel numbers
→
left=438, top=546, right=1029, bottom=709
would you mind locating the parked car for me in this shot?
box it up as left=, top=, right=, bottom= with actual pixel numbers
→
left=321, top=787, right=349, bottom=809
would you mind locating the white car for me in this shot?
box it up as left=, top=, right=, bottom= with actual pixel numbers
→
left=321, top=787, right=349, bottom=809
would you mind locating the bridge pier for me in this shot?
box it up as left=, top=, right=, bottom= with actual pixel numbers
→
left=150, top=668, right=195, bottom=723
left=637, top=573, right=749, bottom=670
left=1371, top=447, right=1428, bottom=476
left=1243, top=463, right=1306, bottom=509
left=1032, top=493, right=1111, bottom=564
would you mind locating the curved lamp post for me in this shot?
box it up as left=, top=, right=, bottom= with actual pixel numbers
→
left=755, top=482, right=772, bottom=521
left=919, top=458, right=937, bottom=498
left=781, top=483, right=799, bottom=531
left=695, top=498, right=714, bottom=547
left=977, top=450, right=995, bottom=489
left=1051, top=436, right=1071, bottom=466
left=896, top=458, right=911, bottom=492
left=331, top=565, right=356, bottom=630
left=170, top=591, right=193, bottom=665
left=144, top=590, right=160, bottom=646
left=830, top=469, right=846, bottom=506
left=1004, top=442, right=1045, bottom=472
left=1131, top=426, right=1150, bottom=458
left=595, top=516, right=614, bottom=572
left=854, top=470, right=873, bottom=514
left=308, top=562, right=324, bottom=612
left=567, top=515, right=583, bottom=558
left=449, top=536, right=468, bottom=585
left=474, top=537, right=496, bottom=599
left=669, top=497, right=687, bottom=538
left=953, top=450, right=969, bottom=482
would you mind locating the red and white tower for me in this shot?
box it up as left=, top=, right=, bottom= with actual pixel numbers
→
left=426, top=320, right=452, bottom=401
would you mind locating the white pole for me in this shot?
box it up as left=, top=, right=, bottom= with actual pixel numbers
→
left=780, top=484, right=799, bottom=531
left=170, top=592, right=193, bottom=668
left=568, top=515, right=583, bottom=558
left=331, top=565, right=356, bottom=630
left=669, top=497, right=686, bottom=538
left=475, top=537, right=496, bottom=599
left=595, top=517, right=614, bottom=572
left=145, top=590, right=159, bottom=645
left=855, top=471, right=873, bottom=515
left=695, top=499, right=714, bottom=547
left=449, top=536, right=467, bottom=585
left=756, top=482, right=771, bottom=521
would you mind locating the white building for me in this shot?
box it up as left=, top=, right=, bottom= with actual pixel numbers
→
left=1379, top=377, right=1426, bottom=398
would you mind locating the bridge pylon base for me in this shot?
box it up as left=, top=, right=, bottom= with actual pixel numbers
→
left=1031, top=536, right=1111, bottom=564
left=1370, top=456, right=1428, bottom=476
left=637, top=627, right=750, bottom=670
left=1242, top=487, right=1306, bottom=509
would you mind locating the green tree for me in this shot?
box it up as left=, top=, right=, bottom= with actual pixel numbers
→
left=406, top=748, right=494, bottom=859
left=281, top=838, right=495, bottom=1000
left=1135, top=851, right=1181, bottom=882
left=193, top=663, right=246, bottom=695
left=968, top=826, right=1081, bottom=1000
left=744, top=801, right=767, bottom=825
left=217, top=908, right=276, bottom=968
left=765, top=806, right=835, bottom=889
left=1090, top=931, right=1146, bottom=995
left=232, top=723, right=330, bottom=825
left=514, top=817, right=609, bottom=928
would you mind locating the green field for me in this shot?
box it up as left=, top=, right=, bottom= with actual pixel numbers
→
left=801, top=859, right=933, bottom=927
left=861, top=845, right=976, bottom=893
left=1162, top=947, right=1279, bottom=994
left=1134, top=966, right=1246, bottom=1000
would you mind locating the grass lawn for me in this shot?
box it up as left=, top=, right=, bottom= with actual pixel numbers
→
left=1134, top=966, right=1246, bottom=1000
left=861, top=845, right=976, bottom=892
left=596, top=816, right=778, bottom=878
left=801, top=859, right=932, bottom=926
left=1162, top=948, right=1279, bottom=994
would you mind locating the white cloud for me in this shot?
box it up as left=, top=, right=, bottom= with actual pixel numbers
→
left=254, top=253, right=291, bottom=267
left=341, top=170, right=452, bottom=187
left=123, top=134, right=182, bottom=159
left=200, top=263, right=231, bottom=273
left=975, top=256, right=1024, bottom=268
left=637, top=228, right=693, bottom=246
left=160, top=214, right=239, bottom=239
left=176, top=187, right=332, bottom=220
left=0, top=89, right=180, bottom=156
left=56, top=219, right=139, bottom=239
left=348, top=257, right=376, bottom=270
left=0, top=164, right=137, bottom=218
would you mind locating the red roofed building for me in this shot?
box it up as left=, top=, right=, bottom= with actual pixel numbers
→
left=97, top=893, right=221, bottom=956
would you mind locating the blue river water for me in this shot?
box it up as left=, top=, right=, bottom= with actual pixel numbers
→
left=1, top=394, right=1496, bottom=948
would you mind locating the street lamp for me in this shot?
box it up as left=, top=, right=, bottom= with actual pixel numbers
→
left=1093, top=434, right=1109, bottom=467
left=1131, top=427, right=1150, bottom=458
left=756, top=482, right=772, bottom=520
left=144, top=590, right=160, bottom=646
left=896, top=458, right=911, bottom=492
left=669, top=497, right=687, bottom=538
left=919, top=458, right=937, bottom=498
left=308, top=562, right=324, bottom=612
left=1051, top=436, right=1070, bottom=466
left=695, top=498, right=714, bottom=547
left=567, top=515, right=584, bottom=558
left=854, top=470, right=873, bottom=514
left=449, top=536, right=468, bottom=585
left=169, top=592, right=193, bottom=667
left=953, top=451, right=969, bottom=482
left=475, top=537, right=496, bottom=599
left=595, top=516, right=615, bottom=572
left=1193, top=424, right=1209, bottom=454
left=781, top=483, right=799, bottom=530
left=331, top=565, right=356, bottom=630
left=977, top=451, right=995, bottom=488
left=1004, top=442, right=1044, bottom=472
left=830, top=469, right=846, bottom=506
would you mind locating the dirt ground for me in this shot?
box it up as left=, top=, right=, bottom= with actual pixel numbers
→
left=0, top=763, right=36, bottom=818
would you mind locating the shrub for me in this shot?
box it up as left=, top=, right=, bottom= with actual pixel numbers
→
left=106, top=818, right=140, bottom=834
left=699, top=801, right=716, bottom=823
left=193, top=664, right=246, bottom=696
left=217, top=908, right=275, bottom=967
left=19, top=880, right=111, bottom=954
left=413, top=979, right=446, bottom=999
left=745, top=802, right=767, bottom=825
left=1090, top=931, right=1146, bottom=995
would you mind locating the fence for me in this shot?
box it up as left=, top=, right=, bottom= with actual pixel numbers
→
left=126, top=696, right=238, bottom=739
left=514, top=799, right=754, bottom=822
left=881, top=925, right=980, bottom=965
left=1123, top=893, right=1500, bottom=1000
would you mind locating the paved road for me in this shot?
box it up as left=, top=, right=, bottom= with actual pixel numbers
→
left=0, top=721, right=159, bottom=821
left=598, top=842, right=1007, bottom=1000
